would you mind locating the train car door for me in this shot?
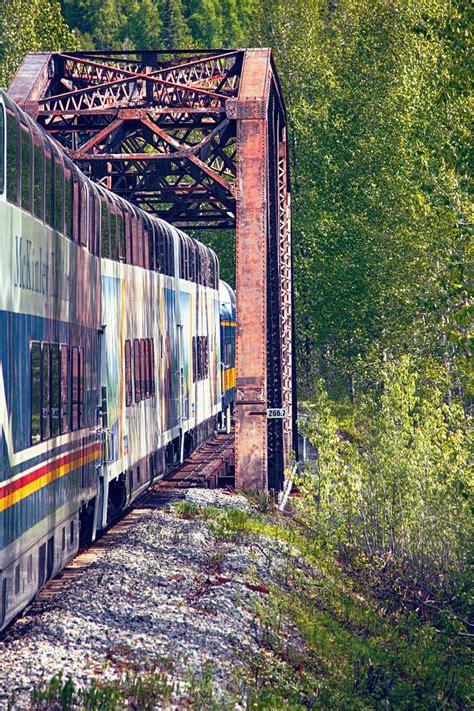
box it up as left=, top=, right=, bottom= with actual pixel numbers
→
left=38, top=543, right=46, bottom=588
left=0, top=578, right=7, bottom=627
left=170, top=226, right=186, bottom=462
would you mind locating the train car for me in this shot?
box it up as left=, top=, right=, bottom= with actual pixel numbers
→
left=219, top=281, right=236, bottom=430
left=0, top=89, right=235, bottom=630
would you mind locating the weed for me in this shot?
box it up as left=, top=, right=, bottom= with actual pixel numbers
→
left=173, top=500, right=201, bottom=519
left=29, top=668, right=177, bottom=710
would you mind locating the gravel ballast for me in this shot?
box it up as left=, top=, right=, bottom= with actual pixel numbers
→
left=0, top=489, right=286, bottom=709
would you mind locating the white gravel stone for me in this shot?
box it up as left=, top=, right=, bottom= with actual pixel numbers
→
left=184, top=488, right=251, bottom=511
left=0, top=490, right=281, bottom=709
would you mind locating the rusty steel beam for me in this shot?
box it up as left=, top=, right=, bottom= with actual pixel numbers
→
left=233, top=49, right=270, bottom=490
left=9, top=48, right=294, bottom=491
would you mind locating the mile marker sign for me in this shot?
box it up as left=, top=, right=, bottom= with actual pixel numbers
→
left=267, top=408, right=288, bottom=418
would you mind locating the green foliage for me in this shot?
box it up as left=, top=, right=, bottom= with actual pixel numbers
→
left=60, top=0, right=258, bottom=51
left=254, top=0, right=472, bottom=402
left=297, top=355, right=472, bottom=605
left=161, top=0, right=193, bottom=48
left=0, top=0, right=78, bottom=88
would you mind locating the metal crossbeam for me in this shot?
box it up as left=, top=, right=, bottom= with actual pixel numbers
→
left=9, top=48, right=295, bottom=490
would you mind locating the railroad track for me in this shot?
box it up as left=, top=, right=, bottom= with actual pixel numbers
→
left=1, top=430, right=235, bottom=635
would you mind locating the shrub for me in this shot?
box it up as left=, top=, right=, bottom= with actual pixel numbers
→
left=297, top=356, right=471, bottom=606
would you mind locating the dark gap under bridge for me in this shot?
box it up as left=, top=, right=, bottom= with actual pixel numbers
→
left=9, top=48, right=296, bottom=491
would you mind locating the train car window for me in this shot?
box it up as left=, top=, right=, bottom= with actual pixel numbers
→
left=94, top=189, right=101, bottom=255
left=124, top=340, right=132, bottom=406
left=193, top=336, right=209, bottom=381
left=72, top=172, right=80, bottom=243
left=31, top=342, right=41, bottom=444
left=100, top=194, right=110, bottom=258
left=131, top=214, right=139, bottom=266
left=98, top=194, right=102, bottom=256
left=179, top=234, right=185, bottom=279
left=189, top=239, right=196, bottom=282
left=202, top=246, right=207, bottom=286
left=143, top=218, right=151, bottom=270
left=6, top=107, right=19, bottom=205
left=41, top=343, right=51, bottom=441
left=169, top=231, right=175, bottom=276
left=150, top=223, right=158, bottom=272
left=125, top=211, right=132, bottom=264
left=205, top=251, right=210, bottom=287
left=226, top=341, right=233, bottom=368
left=44, top=143, right=53, bottom=227
left=133, top=339, right=141, bottom=402
left=209, top=253, right=214, bottom=288
left=51, top=344, right=60, bottom=438
left=54, top=153, right=64, bottom=233
left=140, top=339, right=147, bottom=398
left=88, top=187, right=95, bottom=253
left=71, top=346, right=80, bottom=431
left=195, top=244, right=201, bottom=285
left=164, top=229, right=170, bottom=276
left=32, top=131, right=44, bottom=220
left=0, top=105, right=4, bottom=194
left=118, top=212, right=125, bottom=261
left=64, top=164, right=72, bottom=239
left=155, top=223, right=164, bottom=273
left=187, top=238, right=193, bottom=280
left=109, top=203, right=117, bottom=260
left=202, top=336, right=209, bottom=378
left=80, top=182, right=88, bottom=247
left=150, top=338, right=155, bottom=395
left=137, top=218, right=145, bottom=267
left=198, top=337, right=202, bottom=379
left=192, top=337, right=197, bottom=382
left=153, top=221, right=160, bottom=272
left=144, top=339, right=150, bottom=398
left=180, top=235, right=185, bottom=279
left=60, top=345, right=69, bottom=434
left=78, top=348, right=84, bottom=426
left=198, top=247, right=204, bottom=286
left=20, top=122, right=32, bottom=212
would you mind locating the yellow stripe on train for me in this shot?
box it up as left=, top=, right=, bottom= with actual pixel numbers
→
left=221, top=367, right=236, bottom=392
left=220, top=321, right=236, bottom=327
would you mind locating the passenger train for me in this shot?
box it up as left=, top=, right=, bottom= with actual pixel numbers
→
left=0, top=89, right=236, bottom=630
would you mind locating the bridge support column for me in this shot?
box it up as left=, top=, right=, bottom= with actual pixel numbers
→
left=233, top=49, right=270, bottom=491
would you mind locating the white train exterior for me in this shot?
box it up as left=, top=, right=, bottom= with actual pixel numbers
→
left=0, top=89, right=235, bottom=629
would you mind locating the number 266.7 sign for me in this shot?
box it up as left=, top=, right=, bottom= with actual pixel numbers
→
left=267, top=408, right=288, bottom=419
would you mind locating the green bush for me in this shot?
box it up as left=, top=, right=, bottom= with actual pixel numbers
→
left=297, top=356, right=472, bottom=607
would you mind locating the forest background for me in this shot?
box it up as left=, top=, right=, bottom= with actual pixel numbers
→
left=0, top=1, right=472, bottom=707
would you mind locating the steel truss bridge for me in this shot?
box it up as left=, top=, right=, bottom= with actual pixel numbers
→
left=9, top=48, right=296, bottom=491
